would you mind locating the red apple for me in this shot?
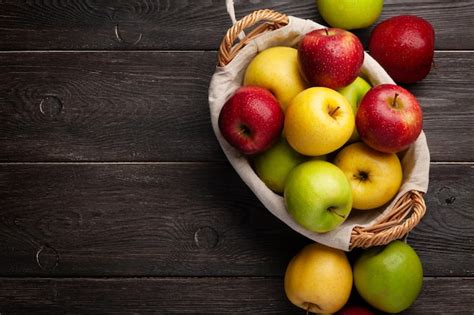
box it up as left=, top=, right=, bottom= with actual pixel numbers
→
left=298, top=28, right=364, bottom=89
left=356, top=84, right=422, bottom=153
left=369, top=15, right=435, bottom=83
left=336, top=305, right=375, bottom=315
left=218, top=86, right=284, bottom=155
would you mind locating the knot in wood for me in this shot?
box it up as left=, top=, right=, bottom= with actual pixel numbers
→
left=437, top=186, right=456, bottom=205
left=114, top=24, right=143, bottom=45
left=36, top=245, right=60, bottom=273
left=39, top=96, right=63, bottom=118
left=194, top=226, right=219, bottom=249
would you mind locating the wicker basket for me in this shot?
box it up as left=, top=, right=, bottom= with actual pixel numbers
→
left=215, top=9, right=427, bottom=249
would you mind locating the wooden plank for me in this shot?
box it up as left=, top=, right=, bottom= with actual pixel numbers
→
left=0, top=163, right=471, bottom=277
left=406, top=278, right=474, bottom=314
left=407, top=163, right=474, bottom=277
left=407, top=51, right=474, bottom=163
left=0, top=51, right=472, bottom=162
left=0, top=51, right=221, bottom=162
left=0, top=277, right=471, bottom=314
left=0, top=0, right=472, bottom=50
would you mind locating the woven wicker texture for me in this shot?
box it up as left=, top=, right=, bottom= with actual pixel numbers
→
left=218, top=9, right=289, bottom=67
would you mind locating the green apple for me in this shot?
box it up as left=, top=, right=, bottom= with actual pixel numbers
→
left=254, top=137, right=326, bottom=193
left=254, top=137, right=306, bottom=194
left=284, top=160, right=352, bottom=233
left=317, top=0, right=384, bottom=30
left=337, top=77, right=371, bottom=142
left=354, top=240, right=423, bottom=313
left=244, top=46, right=307, bottom=111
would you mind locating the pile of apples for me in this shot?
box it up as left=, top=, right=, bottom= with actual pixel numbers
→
left=218, top=1, right=434, bottom=313
left=219, top=25, right=430, bottom=234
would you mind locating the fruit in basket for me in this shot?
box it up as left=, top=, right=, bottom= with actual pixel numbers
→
left=244, top=46, right=306, bottom=111
left=337, top=77, right=372, bottom=142
left=317, top=0, right=384, bottom=30
left=285, top=243, right=352, bottom=314
left=218, top=86, right=284, bottom=155
left=298, top=28, right=364, bottom=89
left=369, top=15, right=435, bottom=83
left=336, top=305, right=375, bottom=315
left=254, top=137, right=306, bottom=194
left=354, top=240, right=423, bottom=313
left=254, top=138, right=327, bottom=194
left=334, top=142, right=402, bottom=210
left=285, top=87, right=354, bottom=156
left=357, top=84, right=422, bottom=153
left=284, top=160, right=352, bottom=233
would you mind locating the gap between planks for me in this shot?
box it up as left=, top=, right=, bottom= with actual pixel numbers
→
left=0, top=161, right=228, bottom=165
left=0, top=50, right=472, bottom=54
left=0, top=276, right=469, bottom=280
left=0, top=161, right=472, bottom=165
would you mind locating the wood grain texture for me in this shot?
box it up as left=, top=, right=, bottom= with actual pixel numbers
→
left=406, top=278, right=474, bottom=314
left=0, top=277, right=471, bottom=314
left=0, top=1, right=471, bottom=313
left=0, top=163, right=471, bottom=277
left=0, top=51, right=220, bottom=162
left=407, top=163, right=474, bottom=277
left=0, top=51, right=472, bottom=162
left=0, top=0, right=472, bottom=50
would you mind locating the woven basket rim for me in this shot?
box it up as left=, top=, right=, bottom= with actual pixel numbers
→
left=217, top=9, right=427, bottom=249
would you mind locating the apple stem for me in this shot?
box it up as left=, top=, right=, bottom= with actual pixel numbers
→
left=392, top=93, right=399, bottom=108
left=304, top=302, right=322, bottom=314
left=328, top=106, right=340, bottom=117
left=327, top=207, right=346, bottom=219
left=333, top=211, right=346, bottom=219
left=324, top=28, right=329, bottom=36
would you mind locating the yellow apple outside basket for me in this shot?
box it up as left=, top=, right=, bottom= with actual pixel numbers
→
left=208, top=9, right=430, bottom=251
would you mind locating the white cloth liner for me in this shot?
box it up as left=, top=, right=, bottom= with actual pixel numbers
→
left=208, top=15, right=430, bottom=251
left=225, top=0, right=245, bottom=40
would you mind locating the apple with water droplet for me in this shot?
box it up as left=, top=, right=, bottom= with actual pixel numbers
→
left=356, top=84, right=423, bottom=153
left=298, top=28, right=364, bottom=89
left=218, top=86, right=284, bottom=155
left=369, top=15, right=435, bottom=83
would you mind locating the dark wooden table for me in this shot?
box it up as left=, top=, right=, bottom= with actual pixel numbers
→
left=0, top=1, right=472, bottom=313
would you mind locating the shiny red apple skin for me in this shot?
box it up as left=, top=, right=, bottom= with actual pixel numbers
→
left=218, top=86, right=284, bottom=155
left=369, top=15, right=435, bottom=83
left=336, top=305, right=375, bottom=315
left=298, top=28, right=364, bottom=89
left=356, top=84, right=423, bottom=153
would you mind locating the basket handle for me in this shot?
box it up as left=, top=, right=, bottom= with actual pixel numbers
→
left=350, top=190, right=426, bottom=249
left=218, top=9, right=289, bottom=67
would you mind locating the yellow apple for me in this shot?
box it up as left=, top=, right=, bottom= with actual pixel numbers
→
left=285, top=87, right=355, bottom=156
left=284, top=243, right=352, bottom=314
left=334, top=142, right=403, bottom=210
left=244, top=46, right=306, bottom=111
